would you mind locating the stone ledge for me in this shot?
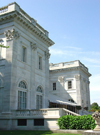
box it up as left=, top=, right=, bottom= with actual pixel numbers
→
left=52, top=129, right=88, bottom=134
left=82, top=130, right=100, bottom=135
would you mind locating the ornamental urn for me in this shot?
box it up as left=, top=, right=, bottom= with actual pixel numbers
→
left=92, top=111, right=100, bottom=131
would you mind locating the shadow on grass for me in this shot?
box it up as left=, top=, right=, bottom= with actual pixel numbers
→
left=0, top=130, right=52, bottom=135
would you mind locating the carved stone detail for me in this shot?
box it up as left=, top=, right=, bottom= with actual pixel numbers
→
left=75, top=74, right=81, bottom=81
left=30, top=42, right=37, bottom=50
left=58, top=76, right=64, bottom=83
left=88, top=81, right=90, bottom=84
left=45, top=51, right=50, bottom=59
left=4, top=29, right=20, bottom=40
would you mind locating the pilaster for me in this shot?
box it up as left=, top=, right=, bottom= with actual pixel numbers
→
left=2, top=29, right=20, bottom=112
left=75, top=74, right=82, bottom=106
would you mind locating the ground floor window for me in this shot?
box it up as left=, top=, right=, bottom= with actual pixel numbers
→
left=34, top=119, right=44, bottom=126
left=18, top=91, right=27, bottom=109
left=17, top=119, right=27, bottom=126
left=36, top=95, right=42, bottom=109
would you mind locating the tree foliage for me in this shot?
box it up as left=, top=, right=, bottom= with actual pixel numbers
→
left=0, top=44, right=9, bottom=48
left=90, top=102, right=100, bottom=112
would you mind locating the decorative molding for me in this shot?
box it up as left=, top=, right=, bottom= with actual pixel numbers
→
left=45, top=51, right=50, bottom=59
left=30, top=42, right=37, bottom=50
left=74, top=74, right=81, bottom=81
left=4, top=29, right=20, bottom=40
left=58, top=76, right=64, bottom=83
left=88, top=81, right=90, bottom=84
left=0, top=11, right=54, bottom=46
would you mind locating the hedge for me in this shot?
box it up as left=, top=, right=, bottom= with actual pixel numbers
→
left=57, top=115, right=96, bottom=130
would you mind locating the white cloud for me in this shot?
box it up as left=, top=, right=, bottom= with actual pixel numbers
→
left=64, top=46, right=82, bottom=50
left=90, top=74, right=100, bottom=91
left=83, top=57, right=100, bottom=64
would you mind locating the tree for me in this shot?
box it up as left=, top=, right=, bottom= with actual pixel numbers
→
left=91, top=102, right=99, bottom=108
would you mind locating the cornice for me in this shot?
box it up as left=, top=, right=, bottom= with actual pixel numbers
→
left=0, top=11, right=54, bottom=46
left=49, top=66, right=91, bottom=77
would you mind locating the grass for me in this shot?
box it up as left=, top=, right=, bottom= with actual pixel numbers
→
left=0, top=130, right=81, bottom=135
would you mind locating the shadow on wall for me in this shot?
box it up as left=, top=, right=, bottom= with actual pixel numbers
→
left=0, top=48, right=12, bottom=112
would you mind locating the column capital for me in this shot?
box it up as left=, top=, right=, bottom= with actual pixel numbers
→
left=75, top=74, right=81, bottom=81
left=45, top=51, right=50, bottom=59
left=30, top=42, right=37, bottom=50
left=58, top=76, right=64, bottom=83
left=4, top=29, right=20, bottom=40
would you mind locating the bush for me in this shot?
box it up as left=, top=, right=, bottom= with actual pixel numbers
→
left=57, top=115, right=96, bottom=130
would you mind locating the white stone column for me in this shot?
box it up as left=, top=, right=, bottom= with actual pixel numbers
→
left=75, top=74, right=82, bottom=106
left=30, top=42, right=37, bottom=109
left=2, top=29, right=20, bottom=112
left=44, top=51, right=50, bottom=108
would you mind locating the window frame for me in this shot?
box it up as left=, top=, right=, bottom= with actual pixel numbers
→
left=38, top=56, right=42, bottom=70
left=36, top=86, right=43, bottom=109
left=18, top=81, right=27, bottom=110
left=68, top=81, right=72, bottom=89
left=22, top=46, right=26, bottom=63
left=53, top=82, right=56, bottom=90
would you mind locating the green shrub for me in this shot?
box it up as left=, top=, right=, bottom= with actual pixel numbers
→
left=57, top=115, right=96, bottom=130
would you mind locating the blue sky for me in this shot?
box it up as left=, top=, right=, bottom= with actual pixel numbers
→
left=0, top=0, right=100, bottom=105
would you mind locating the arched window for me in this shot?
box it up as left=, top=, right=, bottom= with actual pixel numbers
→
left=0, top=79, right=3, bottom=88
left=36, top=86, right=43, bottom=109
left=18, top=81, right=27, bottom=110
left=37, top=86, right=42, bottom=93
left=19, top=81, right=27, bottom=89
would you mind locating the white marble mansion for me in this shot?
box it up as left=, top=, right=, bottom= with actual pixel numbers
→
left=0, top=2, right=91, bottom=130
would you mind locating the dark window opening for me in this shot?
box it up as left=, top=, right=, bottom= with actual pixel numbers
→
left=17, top=119, right=27, bottom=126
left=34, top=119, right=44, bottom=126
left=53, top=83, right=56, bottom=90
left=68, top=99, right=74, bottom=103
left=68, top=81, right=72, bottom=89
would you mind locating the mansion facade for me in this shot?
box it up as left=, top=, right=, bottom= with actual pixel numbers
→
left=0, top=2, right=91, bottom=130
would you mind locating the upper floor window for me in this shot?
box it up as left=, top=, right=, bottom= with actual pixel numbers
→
left=19, top=81, right=27, bottom=89
left=68, top=81, right=72, bottom=89
left=37, top=86, right=42, bottom=93
left=39, top=56, right=42, bottom=70
left=68, top=99, right=74, bottom=103
left=22, top=47, right=26, bottom=62
left=53, top=83, right=56, bottom=90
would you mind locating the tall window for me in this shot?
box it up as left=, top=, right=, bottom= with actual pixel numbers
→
left=68, top=81, right=72, bottom=89
left=18, top=81, right=27, bottom=109
left=39, top=56, right=42, bottom=70
left=36, top=86, right=43, bottom=109
left=22, top=47, right=26, bottom=62
left=53, top=83, right=56, bottom=90
left=18, top=91, right=27, bottom=109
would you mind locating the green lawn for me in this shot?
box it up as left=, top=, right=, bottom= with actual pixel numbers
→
left=0, top=131, right=81, bottom=135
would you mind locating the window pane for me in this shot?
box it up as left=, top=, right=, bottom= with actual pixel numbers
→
left=19, top=81, right=27, bottom=89
left=22, top=47, right=26, bottom=62
left=39, top=56, right=42, bottom=70
left=18, top=91, right=27, bottom=110
left=53, top=83, right=56, bottom=90
left=68, top=81, right=72, bottom=89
